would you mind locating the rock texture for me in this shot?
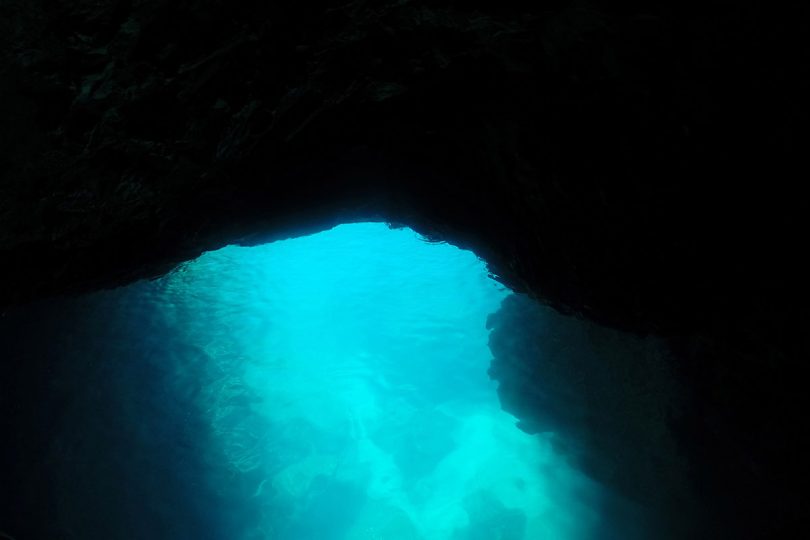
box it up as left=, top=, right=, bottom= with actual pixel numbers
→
left=1, top=1, right=808, bottom=538
left=488, top=294, right=693, bottom=536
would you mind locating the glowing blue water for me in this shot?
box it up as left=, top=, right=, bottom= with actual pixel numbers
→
left=3, top=222, right=608, bottom=539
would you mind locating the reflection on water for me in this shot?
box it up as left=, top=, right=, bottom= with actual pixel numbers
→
left=1, top=222, right=617, bottom=539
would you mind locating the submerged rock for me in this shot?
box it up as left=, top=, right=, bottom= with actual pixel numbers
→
left=370, top=405, right=458, bottom=482
left=487, top=293, right=694, bottom=537
left=345, top=499, right=421, bottom=540
left=283, top=476, right=367, bottom=540
left=453, top=490, right=526, bottom=540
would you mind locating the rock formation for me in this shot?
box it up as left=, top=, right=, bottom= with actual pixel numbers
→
left=2, top=1, right=807, bottom=537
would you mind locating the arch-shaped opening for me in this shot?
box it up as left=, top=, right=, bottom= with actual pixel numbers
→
left=0, top=221, right=687, bottom=539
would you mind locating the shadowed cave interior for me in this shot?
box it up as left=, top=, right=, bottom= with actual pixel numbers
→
left=1, top=1, right=808, bottom=539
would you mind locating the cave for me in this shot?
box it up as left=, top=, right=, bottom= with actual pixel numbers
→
left=1, top=1, right=807, bottom=539
left=4, top=222, right=666, bottom=539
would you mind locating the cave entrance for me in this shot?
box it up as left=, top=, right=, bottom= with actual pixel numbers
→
left=1, top=222, right=604, bottom=540
left=145, top=222, right=601, bottom=539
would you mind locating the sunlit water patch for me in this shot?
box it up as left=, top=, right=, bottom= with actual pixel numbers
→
left=1, top=222, right=611, bottom=539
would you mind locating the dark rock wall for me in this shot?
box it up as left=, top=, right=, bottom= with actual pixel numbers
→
left=488, top=291, right=809, bottom=539
left=488, top=295, right=689, bottom=511
left=2, top=1, right=808, bottom=538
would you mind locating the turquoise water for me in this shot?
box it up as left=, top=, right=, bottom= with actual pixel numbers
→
left=2, top=222, right=610, bottom=539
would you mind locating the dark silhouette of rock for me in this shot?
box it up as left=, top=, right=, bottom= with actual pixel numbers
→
left=488, top=293, right=693, bottom=537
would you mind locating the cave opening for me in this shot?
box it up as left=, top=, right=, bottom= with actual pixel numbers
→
left=0, top=221, right=672, bottom=540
